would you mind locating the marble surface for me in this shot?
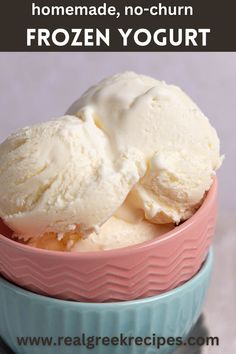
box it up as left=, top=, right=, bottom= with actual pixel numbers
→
left=204, top=215, right=236, bottom=353
left=0, top=52, right=235, bottom=353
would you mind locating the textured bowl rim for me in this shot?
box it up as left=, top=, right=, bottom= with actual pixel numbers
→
left=0, top=248, right=213, bottom=307
left=0, top=177, right=217, bottom=259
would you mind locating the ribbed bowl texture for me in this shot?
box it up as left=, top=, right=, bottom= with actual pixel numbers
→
left=0, top=249, right=213, bottom=354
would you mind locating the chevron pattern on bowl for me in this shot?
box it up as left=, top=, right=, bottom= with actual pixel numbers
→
left=0, top=249, right=213, bottom=354
left=0, top=179, right=217, bottom=302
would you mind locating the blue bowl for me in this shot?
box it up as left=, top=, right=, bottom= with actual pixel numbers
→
left=0, top=249, right=213, bottom=354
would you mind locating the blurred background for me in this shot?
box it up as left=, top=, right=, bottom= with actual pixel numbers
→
left=0, top=53, right=235, bottom=353
left=0, top=52, right=234, bottom=213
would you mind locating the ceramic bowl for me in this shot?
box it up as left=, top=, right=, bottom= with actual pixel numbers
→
left=0, top=179, right=217, bottom=302
left=0, top=249, right=213, bottom=354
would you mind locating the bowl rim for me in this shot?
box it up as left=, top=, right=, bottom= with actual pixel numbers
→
left=0, top=248, right=213, bottom=307
left=0, top=178, right=217, bottom=259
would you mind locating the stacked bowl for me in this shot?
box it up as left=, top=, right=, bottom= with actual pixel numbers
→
left=0, top=178, right=217, bottom=354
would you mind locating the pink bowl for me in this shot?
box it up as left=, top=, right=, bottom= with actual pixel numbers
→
left=0, top=179, right=217, bottom=302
